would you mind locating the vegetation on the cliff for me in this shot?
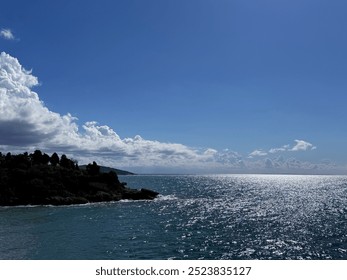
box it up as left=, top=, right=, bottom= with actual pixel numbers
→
left=0, top=150, right=158, bottom=206
left=79, top=164, right=135, bottom=175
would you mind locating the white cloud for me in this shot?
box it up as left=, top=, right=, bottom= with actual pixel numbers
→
left=291, top=140, right=316, bottom=151
left=203, top=148, right=218, bottom=156
left=268, top=141, right=317, bottom=153
left=0, top=29, right=15, bottom=40
left=269, top=144, right=290, bottom=153
left=249, top=149, right=268, bottom=157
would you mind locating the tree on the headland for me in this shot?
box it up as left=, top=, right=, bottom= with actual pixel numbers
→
left=0, top=151, right=81, bottom=169
left=13, top=152, right=31, bottom=169
left=60, top=154, right=76, bottom=169
left=72, top=159, right=79, bottom=170
left=42, top=153, right=51, bottom=165
left=30, top=150, right=51, bottom=165
left=50, top=152, right=60, bottom=166
left=5, top=152, right=11, bottom=162
left=31, top=150, right=43, bottom=165
left=86, top=161, right=100, bottom=176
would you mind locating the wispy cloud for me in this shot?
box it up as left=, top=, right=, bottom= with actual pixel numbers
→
left=0, top=28, right=15, bottom=40
left=269, top=144, right=290, bottom=153
left=249, top=149, right=268, bottom=157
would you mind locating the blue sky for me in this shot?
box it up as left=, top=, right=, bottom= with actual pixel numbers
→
left=1, top=0, right=347, bottom=173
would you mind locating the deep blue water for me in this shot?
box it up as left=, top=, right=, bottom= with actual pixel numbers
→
left=1, top=174, right=347, bottom=259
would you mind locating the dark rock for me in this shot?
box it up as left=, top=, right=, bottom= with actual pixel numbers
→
left=121, top=188, right=159, bottom=200
left=94, top=191, right=113, bottom=202
left=47, top=196, right=89, bottom=205
left=140, top=188, right=160, bottom=199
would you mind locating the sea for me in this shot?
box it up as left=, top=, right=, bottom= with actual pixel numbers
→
left=0, top=174, right=347, bottom=260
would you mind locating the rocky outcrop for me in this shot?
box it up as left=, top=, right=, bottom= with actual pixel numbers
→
left=42, top=188, right=159, bottom=206
left=0, top=151, right=159, bottom=206
left=122, top=188, right=160, bottom=200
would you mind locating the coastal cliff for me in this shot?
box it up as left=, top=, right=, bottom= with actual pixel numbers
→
left=0, top=151, right=158, bottom=206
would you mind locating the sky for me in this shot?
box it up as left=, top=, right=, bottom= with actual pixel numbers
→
left=1, top=0, right=347, bottom=174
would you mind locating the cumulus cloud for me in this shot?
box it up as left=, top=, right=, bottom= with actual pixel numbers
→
left=0, top=29, right=15, bottom=40
left=0, top=52, right=237, bottom=172
left=291, top=140, right=316, bottom=151
left=0, top=52, right=76, bottom=147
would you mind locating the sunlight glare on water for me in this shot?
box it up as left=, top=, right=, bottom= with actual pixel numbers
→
left=0, top=175, right=347, bottom=259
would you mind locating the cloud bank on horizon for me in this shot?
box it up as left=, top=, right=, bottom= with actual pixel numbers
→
left=0, top=52, right=341, bottom=174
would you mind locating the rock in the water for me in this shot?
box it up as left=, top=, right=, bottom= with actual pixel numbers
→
left=121, top=188, right=159, bottom=200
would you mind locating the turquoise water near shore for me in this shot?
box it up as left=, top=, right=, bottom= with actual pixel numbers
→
left=1, top=174, right=347, bottom=259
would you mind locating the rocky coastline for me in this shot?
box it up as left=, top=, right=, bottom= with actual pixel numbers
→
left=0, top=151, right=159, bottom=206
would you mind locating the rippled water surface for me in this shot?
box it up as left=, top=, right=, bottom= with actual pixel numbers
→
left=1, top=175, right=347, bottom=259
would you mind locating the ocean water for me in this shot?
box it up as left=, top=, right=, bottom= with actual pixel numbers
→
left=0, top=174, right=347, bottom=260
